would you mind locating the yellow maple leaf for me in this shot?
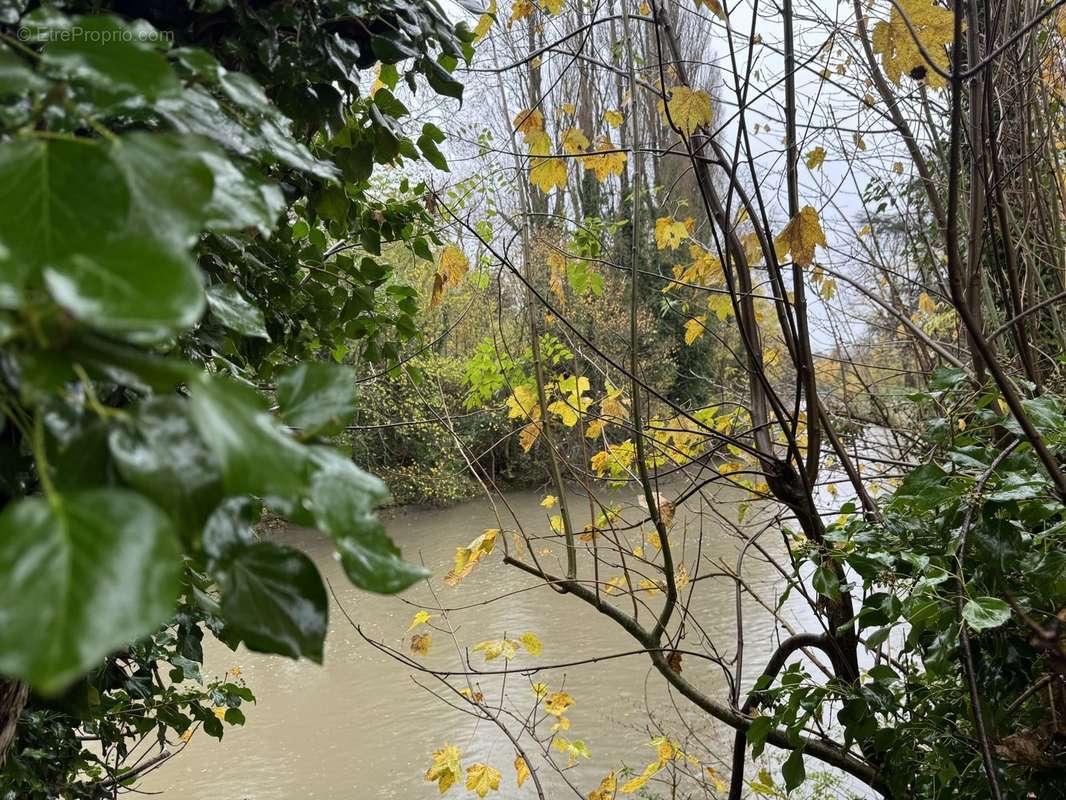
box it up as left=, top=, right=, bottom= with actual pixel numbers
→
left=407, top=610, right=432, bottom=631
left=548, top=374, right=592, bottom=427
left=410, top=632, right=432, bottom=656
left=544, top=691, right=574, bottom=716
left=540, top=494, right=557, bottom=508
left=524, top=129, right=552, bottom=156
left=459, top=687, right=484, bottom=702
left=684, top=315, right=707, bottom=345
left=509, top=0, right=535, bottom=27
left=695, top=0, right=726, bottom=19
left=603, top=108, right=624, bottom=127
left=871, top=0, right=954, bottom=89
left=654, top=216, right=689, bottom=250
left=671, top=244, right=722, bottom=288
left=561, top=126, right=590, bottom=154
left=603, top=575, right=627, bottom=594
left=506, top=385, right=540, bottom=421
left=445, top=529, right=498, bottom=585
left=539, top=0, right=564, bottom=13
left=515, top=756, right=530, bottom=788
left=706, top=292, right=734, bottom=321
left=705, top=766, right=727, bottom=792
left=519, top=421, right=542, bottom=452
left=473, top=638, right=520, bottom=661
left=658, top=86, right=712, bottom=135
left=513, top=107, right=544, bottom=136
left=805, top=146, right=826, bottom=169
left=620, top=760, right=661, bottom=793
left=773, top=205, right=826, bottom=268
left=553, top=737, right=591, bottom=766
left=466, top=763, right=501, bottom=797
left=530, top=156, right=567, bottom=193
left=474, top=0, right=497, bottom=41
left=369, top=64, right=387, bottom=98
left=819, top=275, right=837, bottom=300
left=589, top=772, right=617, bottom=800
left=520, top=632, right=543, bottom=656
left=431, top=244, right=469, bottom=307
left=425, top=744, right=463, bottom=794
left=580, top=137, right=627, bottom=181
left=531, top=682, right=549, bottom=698
left=674, top=563, right=690, bottom=588
left=601, top=385, right=626, bottom=420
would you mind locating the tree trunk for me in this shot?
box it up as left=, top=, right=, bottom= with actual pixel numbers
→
left=0, top=677, right=28, bottom=765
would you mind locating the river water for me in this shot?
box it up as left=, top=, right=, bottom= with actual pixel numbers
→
left=141, top=487, right=803, bottom=799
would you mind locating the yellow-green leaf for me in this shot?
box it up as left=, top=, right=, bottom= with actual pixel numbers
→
left=431, top=245, right=469, bottom=307
left=425, top=744, right=463, bottom=794
left=658, top=86, right=712, bottom=135
left=654, top=217, right=689, bottom=250
left=544, top=690, right=574, bottom=716
left=773, top=205, right=826, bottom=268
left=466, top=763, right=501, bottom=797
left=520, top=632, right=543, bottom=656
left=514, top=756, right=530, bottom=787
left=407, top=610, right=432, bottom=631
left=871, top=0, right=954, bottom=89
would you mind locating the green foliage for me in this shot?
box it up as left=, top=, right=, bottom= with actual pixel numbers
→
left=763, top=378, right=1066, bottom=798
left=351, top=353, right=546, bottom=507
left=0, top=0, right=471, bottom=792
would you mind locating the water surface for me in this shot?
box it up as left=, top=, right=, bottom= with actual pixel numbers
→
left=141, top=487, right=799, bottom=798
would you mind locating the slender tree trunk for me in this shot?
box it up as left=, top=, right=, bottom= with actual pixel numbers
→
left=0, top=677, right=28, bottom=764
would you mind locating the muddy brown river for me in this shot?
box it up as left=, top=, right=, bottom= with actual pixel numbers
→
left=141, top=487, right=802, bottom=799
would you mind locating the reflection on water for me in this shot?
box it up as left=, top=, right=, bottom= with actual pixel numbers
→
left=141, top=487, right=801, bottom=799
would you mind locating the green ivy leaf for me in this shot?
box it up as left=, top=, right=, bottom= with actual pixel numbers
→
left=188, top=376, right=311, bottom=511
left=199, top=149, right=286, bottom=235
left=0, top=43, right=45, bottom=93
left=961, top=596, right=1011, bottom=631
left=0, top=137, right=128, bottom=305
left=202, top=496, right=260, bottom=562
left=206, top=284, right=270, bottom=340
left=0, top=489, right=182, bottom=694
left=108, top=397, right=224, bottom=532
left=44, top=235, right=205, bottom=344
left=891, top=463, right=960, bottom=510
left=40, top=15, right=179, bottom=102
left=214, top=541, right=328, bottom=662
left=110, top=133, right=214, bottom=250
left=309, top=453, right=428, bottom=594
left=276, top=363, right=357, bottom=437
left=812, top=563, right=840, bottom=600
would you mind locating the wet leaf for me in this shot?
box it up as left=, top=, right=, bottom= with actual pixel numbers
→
left=0, top=490, right=182, bottom=694
left=215, top=541, right=329, bottom=662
